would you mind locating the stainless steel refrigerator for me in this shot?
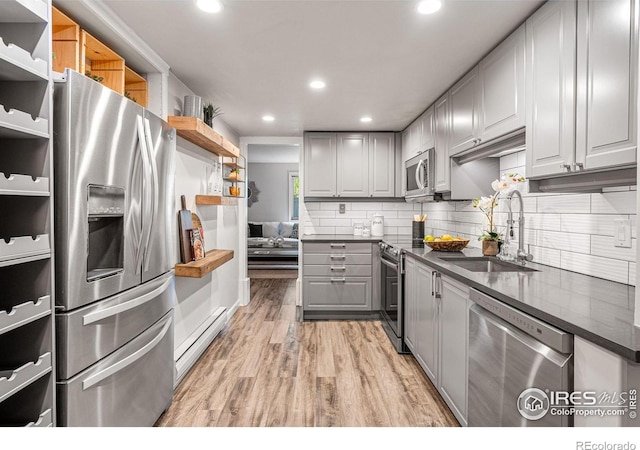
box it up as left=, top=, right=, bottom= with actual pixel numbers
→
left=52, top=69, right=176, bottom=427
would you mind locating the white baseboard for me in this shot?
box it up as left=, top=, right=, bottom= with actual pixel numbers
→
left=296, top=277, right=302, bottom=306
left=240, top=277, right=251, bottom=306
left=227, top=296, right=242, bottom=321
left=174, top=306, right=227, bottom=387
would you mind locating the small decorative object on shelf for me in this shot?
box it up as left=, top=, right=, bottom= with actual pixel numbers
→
left=222, top=154, right=246, bottom=199
left=190, top=228, right=205, bottom=261
left=473, top=173, right=525, bottom=256
left=85, top=70, right=103, bottom=83
left=203, top=103, right=223, bottom=127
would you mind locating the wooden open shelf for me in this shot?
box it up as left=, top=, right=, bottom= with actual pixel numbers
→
left=222, top=161, right=245, bottom=169
left=52, top=7, right=80, bottom=73
left=167, top=116, right=240, bottom=158
left=195, top=195, right=239, bottom=206
left=81, top=30, right=125, bottom=95
left=125, top=66, right=148, bottom=107
left=175, top=249, right=234, bottom=278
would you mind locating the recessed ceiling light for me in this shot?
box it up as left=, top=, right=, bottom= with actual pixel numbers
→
left=262, top=115, right=275, bottom=122
left=310, top=80, right=326, bottom=89
left=360, top=117, right=372, bottom=123
left=417, top=0, right=442, bottom=15
left=196, top=0, right=224, bottom=13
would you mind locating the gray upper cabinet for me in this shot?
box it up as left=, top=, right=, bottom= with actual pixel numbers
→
left=478, top=24, right=526, bottom=143
left=420, top=106, right=435, bottom=150
left=434, top=93, right=451, bottom=192
left=369, top=133, right=395, bottom=197
left=449, top=67, right=480, bottom=157
left=304, top=132, right=396, bottom=198
left=337, top=133, right=369, bottom=197
left=304, top=133, right=337, bottom=197
left=575, top=0, right=638, bottom=171
left=526, top=0, right=577, bottom=178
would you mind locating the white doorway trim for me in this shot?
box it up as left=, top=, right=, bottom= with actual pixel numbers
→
left=238, top=136, right=304, bottom=307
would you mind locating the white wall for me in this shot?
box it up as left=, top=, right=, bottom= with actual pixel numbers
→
left=303, top=151, right=637, bottom=286
left=168, top=71, right=242, bottom=362
left=247, top=162, right=298, bottom=222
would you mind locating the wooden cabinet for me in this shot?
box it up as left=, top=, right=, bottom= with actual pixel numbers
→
left=434, top=94, right=451, bottom=192
left=575, top=0, right=638, bottom=171
left=369, top=133, right=396, bottom=197
left=304, top=132, right=396, bottom=198
left=337, top=133, right=369, bottom=197
left=304, top=133, right=337, bottom=197
left=302, top=242, right=373, bottom=314
left=449, top=67, right=480, bottom=156
left=478, top=24, right=526, bottom=143
left=438, top=276, right=470, bottom=426
left=404, top=256, right=470, bottom=426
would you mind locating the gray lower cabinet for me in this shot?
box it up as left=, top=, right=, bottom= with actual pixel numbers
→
left=302, top=242, right=373, bottom=313
left=403, top=255, right=470, bottom=426
left=438, top=276, right=470, bottom=427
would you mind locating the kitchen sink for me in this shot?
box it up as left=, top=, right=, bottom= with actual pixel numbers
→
left=439, top=257, right=538, bottom=273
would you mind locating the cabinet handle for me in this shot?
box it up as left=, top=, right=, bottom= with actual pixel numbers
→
left=573, top=162, right=584, bottom=171
left=330, top=255, right=345, bottom=260
left=330, top=278, right=346, bottom=283
left=431, top=271, right=436, bottom=296
left=560, top=162, right=572, bottom=172
left=330, top=267, right=346, bottom=271
left=434, top=272, right=442, bottom=301
left=477, top=138, right=482, bottom=144
left=330, top=243, right=346, bottom=248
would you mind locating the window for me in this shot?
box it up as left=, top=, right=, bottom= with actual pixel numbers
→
left=289, top=171, right=299, bottom=221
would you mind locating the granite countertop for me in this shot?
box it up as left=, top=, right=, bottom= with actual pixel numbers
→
left=401, top=245, right=640, bottom=363
left=301, top=234, right=386, bottom=243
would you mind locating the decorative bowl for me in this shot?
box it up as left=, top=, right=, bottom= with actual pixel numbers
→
left=425, top=239, right=470, bottom=252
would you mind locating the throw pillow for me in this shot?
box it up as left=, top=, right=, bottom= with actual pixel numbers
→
left=279, top=222, right=294, bottom=238
left=262, top=222, right=279, bottom=238
left=291, top=223, right=299, bottom=239
left=248, top=223, right=263, bottom=238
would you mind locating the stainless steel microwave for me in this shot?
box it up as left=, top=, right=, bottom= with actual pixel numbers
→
left=404, top=149, right=436, bottom=202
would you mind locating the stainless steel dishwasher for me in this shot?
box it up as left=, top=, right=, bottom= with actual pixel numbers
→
left=468, top=288, right=573, bottom=427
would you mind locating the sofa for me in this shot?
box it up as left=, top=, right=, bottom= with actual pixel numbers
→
left=247, top=221, right=299, bottom=269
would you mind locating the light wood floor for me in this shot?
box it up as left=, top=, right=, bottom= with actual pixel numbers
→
left=156, top=278, right=458, bottom=427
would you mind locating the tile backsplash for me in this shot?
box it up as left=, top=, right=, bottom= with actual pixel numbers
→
left=302, top=151, right=637, bottom=286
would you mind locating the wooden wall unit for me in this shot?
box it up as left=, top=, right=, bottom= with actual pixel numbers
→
left=81, top=30, right=124, bottom=95
left=51, top=7, right=79, bottom=73
left=124, top=66, right=148, bottom=107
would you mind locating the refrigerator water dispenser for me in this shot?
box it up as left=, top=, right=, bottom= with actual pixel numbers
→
left=87, top=185, right=125, bottom=282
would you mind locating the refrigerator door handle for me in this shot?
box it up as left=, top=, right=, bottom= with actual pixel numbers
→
left=142, top=118, right=159, bottom=271
left=82, top=276, right=173, bottom=325
left=136, top=115, right=152, bottom=275
left=81, top=317, right=172, bottom=391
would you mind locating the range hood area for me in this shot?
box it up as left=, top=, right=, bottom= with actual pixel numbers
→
left=450, top=127, right=637, bottom=194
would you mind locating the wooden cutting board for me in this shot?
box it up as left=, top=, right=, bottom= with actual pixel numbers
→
left=178, top=195, right=193, bottom=263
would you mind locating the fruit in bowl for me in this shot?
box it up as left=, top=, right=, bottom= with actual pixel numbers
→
left=424, top=235, right=470, bottom=251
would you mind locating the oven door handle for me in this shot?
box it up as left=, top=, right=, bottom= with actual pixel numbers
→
left=381, top=257, right=399, bottom=270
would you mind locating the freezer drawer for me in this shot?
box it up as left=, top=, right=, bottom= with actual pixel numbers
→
left=56, top=271, right=175, bottom=379
left=57, top=311, right=174, bottom=427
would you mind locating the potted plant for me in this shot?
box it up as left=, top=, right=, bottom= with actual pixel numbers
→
left=473, top=173, right=525, bottom=256
left=203, top=102, right=223, bottom=127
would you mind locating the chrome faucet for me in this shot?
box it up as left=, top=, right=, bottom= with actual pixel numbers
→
left=506, top=190, right=533, bottom=265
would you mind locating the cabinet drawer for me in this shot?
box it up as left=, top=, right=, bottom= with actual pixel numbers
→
left=303, top=264, right=371, bottom=277
left=303, top=253, right=371, bottom=266
left=303, top=242, right=372, bottom=254
left=303, top=277, right=371, bottom=311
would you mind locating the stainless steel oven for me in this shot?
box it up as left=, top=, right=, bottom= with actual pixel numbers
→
left=404, top=149, right=435, bottom=202
left=379, top=242, right=409, bottom=353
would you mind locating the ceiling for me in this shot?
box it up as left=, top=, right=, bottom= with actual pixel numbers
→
left=103, top=0, right=543, bottom=137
